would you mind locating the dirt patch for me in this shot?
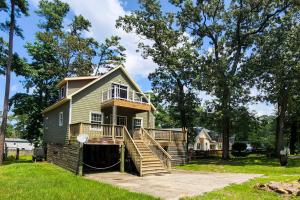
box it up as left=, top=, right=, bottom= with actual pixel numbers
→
left=255, top=180, right=300, bottom=196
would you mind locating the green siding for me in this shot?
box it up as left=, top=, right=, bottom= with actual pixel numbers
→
left=44, top=101, right=70, bottom=144
left=67, top=80, right=93, bottom=96
left=136, top=111, right=155, bottom=128
left=71, top=68, right=143, bottom=124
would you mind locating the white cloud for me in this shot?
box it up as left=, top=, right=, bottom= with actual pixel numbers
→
left=29, top=0, right=158, bottom=78
left=63, top=0, right=158, bottom=78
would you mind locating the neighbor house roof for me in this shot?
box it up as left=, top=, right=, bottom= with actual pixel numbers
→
left=5, top=138, right=30, bottom=143
left=43, top=66, right=156, bottom=114
left=56, top=76, right=99, bottom=88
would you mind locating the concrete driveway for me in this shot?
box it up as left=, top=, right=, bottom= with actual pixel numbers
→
left=85, top=170, right=261, bottom=200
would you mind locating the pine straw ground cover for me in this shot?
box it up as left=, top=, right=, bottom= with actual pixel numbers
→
left=178, top=155, right=300, bottom=200
left=0, top=157, right=157, bottom=200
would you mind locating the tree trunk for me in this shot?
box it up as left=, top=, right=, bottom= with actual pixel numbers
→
left=0, top=0, right=15, bottom=164
left=221, top=86, right=230, bottom=160
left=275, top=96, right=287, bottom=157
left=289, top=119, right=297, bottom=155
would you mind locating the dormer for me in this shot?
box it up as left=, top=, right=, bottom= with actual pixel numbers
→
left=56, top=76, right=99, bottom=100
left=59, top=84, right=66, bottom=100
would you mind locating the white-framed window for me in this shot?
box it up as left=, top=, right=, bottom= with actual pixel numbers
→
left=111, top=83, right=128, bottom=99
left=90, top=112, right=103, bottom=130
left=59, top=112, right=63, bottom=126
left=59, top=86, right=66, bottom=99
left=132, top=117, right=143, bottom=129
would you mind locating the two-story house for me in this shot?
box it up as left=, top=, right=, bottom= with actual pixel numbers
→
left=43, top=66, right=187, bottom=176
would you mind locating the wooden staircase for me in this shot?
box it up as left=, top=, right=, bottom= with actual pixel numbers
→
left=133, top=139, right=169, bottom=176
left=123, top=127, right=172, bottom=176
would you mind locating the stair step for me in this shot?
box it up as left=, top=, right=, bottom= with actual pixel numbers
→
left=142, top=166, right=167, bottom=171
left=142, top=170, right=169, bottom=176
left=142, top=163, right=165, bottom=168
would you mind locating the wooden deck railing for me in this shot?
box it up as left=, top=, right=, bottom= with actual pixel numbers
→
left=141, top=128, right=172, bottom=170
left=123, top=127, right=143, bottom=176
left=70, top=123, right=124, bottom=140
left=144, top=128, right=187, bottom=142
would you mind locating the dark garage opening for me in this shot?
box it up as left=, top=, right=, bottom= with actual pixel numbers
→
left=83, top=144, right=120, bottom=173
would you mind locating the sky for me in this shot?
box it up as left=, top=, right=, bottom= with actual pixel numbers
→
left=0, top=0, right=275, bottom=116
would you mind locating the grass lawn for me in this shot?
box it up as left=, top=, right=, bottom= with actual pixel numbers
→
left=178, top=155, right=300, bottom=200
left=0, top=157, right=157, bottom=200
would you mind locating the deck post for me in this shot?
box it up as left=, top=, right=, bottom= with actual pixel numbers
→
left=77, top=142, right=84, bottom=176
left=120, top=144, right=125, bottom=173
left=112, top=105, right=117, bottom=141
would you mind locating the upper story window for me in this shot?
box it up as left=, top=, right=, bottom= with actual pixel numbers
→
left=112, top=83, right=128, bottom=99
left=59, top=86, right=66, bottom=100
left=59, top=112, right=63, bottom=126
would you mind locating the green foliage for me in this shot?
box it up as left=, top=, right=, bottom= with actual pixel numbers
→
left=10, top=0, right=126, bottom=144
left=0, top=161, right=157, bottom=200
left=95, top=36, right=126, bottom=74
left=117, top=0, right=200, bottom=136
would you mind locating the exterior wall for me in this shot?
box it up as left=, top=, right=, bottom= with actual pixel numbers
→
left=67, top=80, right=93, bottom=96
left=71, top=69, right=153, bottom=126
left=44, top=101, right=70, bottom=144
left=135, top=111, right=155, bottom=129
left=161, top=142, right=187, bottom=166
left=47, top=143, right=80, bottom=173
left=5, top=141, right=34, bottom=150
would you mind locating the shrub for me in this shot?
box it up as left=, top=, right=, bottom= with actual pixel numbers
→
left=232, top=142, right=248, bottom=157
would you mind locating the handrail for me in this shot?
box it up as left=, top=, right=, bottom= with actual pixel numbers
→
left=123, top=126, right=143, bottom=176
left=124, top=127, right=143, bottom=159
left=141, top=128, right=172, bottom=160
left=141, top=128, right=172, bottom=170
left=144, top=128, right=186, bottom=142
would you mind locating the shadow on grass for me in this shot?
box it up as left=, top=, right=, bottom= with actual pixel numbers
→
left=3, top=156, right=33, bottom=165
left=189, top=155, right=300, bottom=168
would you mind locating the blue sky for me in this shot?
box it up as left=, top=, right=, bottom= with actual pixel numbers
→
left=0, top=0, right=275, bottom=116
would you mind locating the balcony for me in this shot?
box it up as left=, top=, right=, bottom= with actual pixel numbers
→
left=101, top=88, right=152, bottom=111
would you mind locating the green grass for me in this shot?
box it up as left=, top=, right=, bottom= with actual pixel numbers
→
left=0, top=157, right=157, bottom=200
left=178, top=155, right=300, bottom=200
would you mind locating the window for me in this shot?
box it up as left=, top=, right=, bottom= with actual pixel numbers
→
left=90, top=112, right=103, bottom=130
left=59, top=86, right=66, bottom=99
left=133, top=117, right=143, bottom=129
left=111, top=83, right=128, bottom=99
left=59, top=112, right=63, bottom=126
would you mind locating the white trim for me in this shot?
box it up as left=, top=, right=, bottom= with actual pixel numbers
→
left=89, top=111, right=103, bottom=130
left=132, top=117, right=143, bottom=129
left=59, top=112, right=63, bottom=126
left=66, top=81, right=69, bottom=96
left=68, top=66, right=156, bottom=110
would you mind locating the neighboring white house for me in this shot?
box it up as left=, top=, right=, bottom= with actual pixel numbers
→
left=5, top=138, right=34, bottom=150
left=192, top=128, right=221, bottom=150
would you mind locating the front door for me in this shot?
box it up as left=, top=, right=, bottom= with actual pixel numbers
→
left=117, top=116, right=127, bottom=126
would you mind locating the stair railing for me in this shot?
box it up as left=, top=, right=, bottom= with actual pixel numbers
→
left=141, top=128, right=172, bottom=170
left=123, top=126, right=144, bottom=176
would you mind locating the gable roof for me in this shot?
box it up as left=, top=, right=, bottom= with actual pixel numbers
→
left=68, top=66, right=156, bottom=110
left=56, top=76, right=99, bottom=88
left=43, top=66, right=156, bottom=114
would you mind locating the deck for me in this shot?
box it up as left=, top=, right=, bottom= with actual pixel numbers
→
left=69, top=123, right=187, bottom=144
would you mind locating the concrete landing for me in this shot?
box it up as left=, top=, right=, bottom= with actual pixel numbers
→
left=85, top=170, right=261, bottom=200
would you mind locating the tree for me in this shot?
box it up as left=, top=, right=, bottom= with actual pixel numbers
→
left=11, top=0, right=126, bottom=144
left=171, top=0, right=292, bottom=159
left=117, top=0, right=200, bottom=150
left=247, top=7, right=300, bottom=155
left=0, top=0, right=28, bottom=164
left=95, top=36, right=126, bottom=75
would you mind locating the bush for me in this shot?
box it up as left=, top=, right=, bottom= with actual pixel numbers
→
left=232, top=142, right=249, bottom=157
